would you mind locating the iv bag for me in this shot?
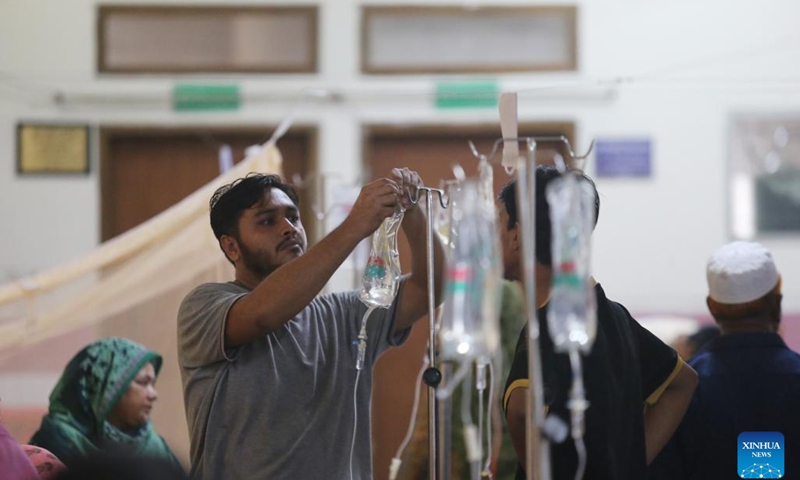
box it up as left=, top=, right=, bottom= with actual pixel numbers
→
left=546, top=173, right=597, bottom=354
left=359, top=210, right=404, bottom=308
left=439, top=180, right=502, bottom=360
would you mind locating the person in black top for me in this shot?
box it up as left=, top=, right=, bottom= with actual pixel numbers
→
left=648, top=241, right=800, bottom=480
left=498, top=166, right=698, bottom=480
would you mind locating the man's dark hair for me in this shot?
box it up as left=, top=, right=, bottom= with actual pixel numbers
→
left=209, top=173, right=300, bottom=242
left=497, top=165, right=600, bottom=267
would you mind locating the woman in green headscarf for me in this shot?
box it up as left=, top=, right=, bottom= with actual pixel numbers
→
left=29, top=337, right=180, bottom=470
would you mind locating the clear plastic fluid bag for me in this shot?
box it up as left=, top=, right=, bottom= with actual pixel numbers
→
left=439, top=180, right=502, bottom=361
left=546, top=172, right=597, bottom=354
left=359, top=209, right=404, bottom=309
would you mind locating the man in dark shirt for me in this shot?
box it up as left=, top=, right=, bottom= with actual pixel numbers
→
left=499, top=166, right=698, bottom=480
left=649, top=241, right=800, bottom=480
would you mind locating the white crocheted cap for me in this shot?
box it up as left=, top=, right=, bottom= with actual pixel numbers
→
left=706, top=241, right=779, bottom=304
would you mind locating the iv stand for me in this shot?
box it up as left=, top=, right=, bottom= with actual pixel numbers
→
left=409, top=186, right=450, bottom=480
left=468, top=135, right=594, bottom=480
left=517, top=138, right=550, bottom=480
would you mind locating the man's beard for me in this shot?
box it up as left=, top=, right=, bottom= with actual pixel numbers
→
left=239, top=243, right=274, bottom=279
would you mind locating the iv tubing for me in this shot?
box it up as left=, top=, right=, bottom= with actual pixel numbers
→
left=476, top=364, right=487, bottom=478
left=574, top=437, right=587, bottom=480
left=356, top=307, right=372, bottom=371
left=389, top=354, right=430, bottom=480
left=483, top=361, right=496, bottom=478
left=436, top=359, right=472, bottom=399
left=461, top=373, right=481, bottom=480
left=350, top=369, right=362, bottom=480
left=568, top=348, right=588, bottom=480
left=350, top=306, right=376, bottom=480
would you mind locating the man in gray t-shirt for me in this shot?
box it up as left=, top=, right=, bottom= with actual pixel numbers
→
left=177, top=170, right=443, bottom=480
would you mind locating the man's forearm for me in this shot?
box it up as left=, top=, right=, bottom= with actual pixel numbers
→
left=506, top=389, right=528, bottom=468
left=644, top=362, right=698, bottom=463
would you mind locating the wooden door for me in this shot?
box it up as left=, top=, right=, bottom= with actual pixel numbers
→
left=365, top=123, right=575, bottom=479
left=100, top=126, right=316, bottom=241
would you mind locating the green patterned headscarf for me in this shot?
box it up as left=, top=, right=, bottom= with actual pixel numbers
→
left=30, top=337, right=179, bottom=469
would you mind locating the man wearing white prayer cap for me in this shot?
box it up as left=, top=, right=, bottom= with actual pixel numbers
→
left=705, top=241, right=782, bottom=330
left=648, top=241, right=800, bottom=480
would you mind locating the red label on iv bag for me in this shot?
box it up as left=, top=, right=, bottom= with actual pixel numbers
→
left=365, top=256, right=387, bottom=278
left=558, top=261, right=577, bottom=273
left=446, top=265, right=472, bottom=293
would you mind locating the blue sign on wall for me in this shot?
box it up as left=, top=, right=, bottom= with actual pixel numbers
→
left=595, top=139, right=652, bottom=178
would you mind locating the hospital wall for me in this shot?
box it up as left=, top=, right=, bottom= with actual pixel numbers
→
left=1, top=0, right=799, bottom=446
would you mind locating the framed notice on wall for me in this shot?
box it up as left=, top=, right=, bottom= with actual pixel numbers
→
left=17, top=123, right=90, bottom=175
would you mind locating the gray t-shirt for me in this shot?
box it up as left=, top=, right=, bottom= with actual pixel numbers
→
left=177, top=281, right=410, bottom=480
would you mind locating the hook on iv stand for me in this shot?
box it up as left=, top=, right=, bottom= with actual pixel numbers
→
left=407, top=185, right=451, bottom=210
left=467, top=135, right=595, bottom=170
